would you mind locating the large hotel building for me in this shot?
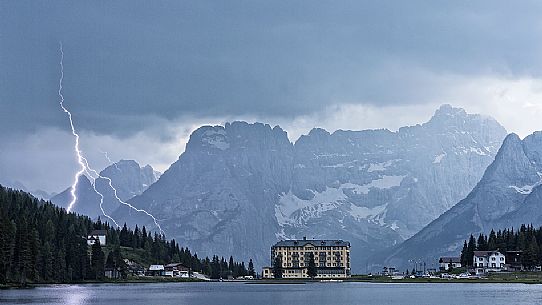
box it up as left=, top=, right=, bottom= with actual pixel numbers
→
left=262, top=237, right=351, bottom=278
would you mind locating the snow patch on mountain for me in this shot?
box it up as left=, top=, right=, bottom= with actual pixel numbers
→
left=433, top=153, right=446, bottom=164
left=276, top=177, right=405, bottom=227
left=509, top=172, right=542, bottom=195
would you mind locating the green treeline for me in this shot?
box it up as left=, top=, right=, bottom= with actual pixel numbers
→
left=460, top=224, right=542, bottom=270
left=0, top=185, right=253, bottom=285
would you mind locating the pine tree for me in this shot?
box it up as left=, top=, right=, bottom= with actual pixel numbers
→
left=91, top=241, right=105, bottom=280
left=248, top=259, right=255, bottom=277
left=0, top=185, right=250, bottom=285
left=273, top=254, right=283, bottom=279
left=460, top=241, right=468, bottom=266
left=488, top=230, right=497, bottom=250
left=41, top=242, right=53, bottom=282
left=0, top=215, right=16, bottom=283
left=466, top=235, right=476, bottom=267
left=524, top=236, right=539, bottom=270
left=229, top=256, right=234, bottom=272
left=307, top=252, right=317, bottom=278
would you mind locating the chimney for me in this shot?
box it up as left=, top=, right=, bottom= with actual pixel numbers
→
left=303, top=236, right=306, bottom=241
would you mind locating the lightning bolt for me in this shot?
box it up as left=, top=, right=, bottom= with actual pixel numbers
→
left=99, top=149, right=121, bottom=172
left=92, top=153, right=165, bottom=236
left=58, top=42, right=164, bottom=235
left=84, top=164, right=120, bottom=228
left=58, top=42, right=85, bottom=213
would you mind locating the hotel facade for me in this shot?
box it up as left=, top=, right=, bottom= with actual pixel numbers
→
left=262, top=238, right=351, bottom=278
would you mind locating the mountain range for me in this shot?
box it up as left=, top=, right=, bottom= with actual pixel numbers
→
left=0, top=178, right=57, bottom=200
left=106, top=105, right=507, bottom=270
left=377, top=131, right=542, bottom=270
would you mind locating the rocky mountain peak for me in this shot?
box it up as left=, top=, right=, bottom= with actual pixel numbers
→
left=51, top=159, right=160, bottom=219
left=431, top=104, right=468, bottom=119
left=111, top=105, right=507, bottom=271
left=377, top=129, right=542, bottom=270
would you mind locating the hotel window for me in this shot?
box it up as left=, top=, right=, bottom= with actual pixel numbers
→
left=492, top=257, right=496, bottom=261
left=500, top=257, right=504, bottom=261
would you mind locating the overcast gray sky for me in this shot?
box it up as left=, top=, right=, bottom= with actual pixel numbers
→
left=2, top=1, right=542, bottom=193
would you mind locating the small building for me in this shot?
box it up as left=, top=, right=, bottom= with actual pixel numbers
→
left=87, top=230, right=107, bottom=246
left=262, top=267, right=274, bottom=279
left=147, top=264, right=165, bottom=276
left=439, top=257, right=462, bottom=271
left=473, top=250, right=505, bottom=274
left=505, top=251, right=524, bottom=271
left=164, top=263, right=191, bottom=277
left=382, top=267, right=398, bottom=276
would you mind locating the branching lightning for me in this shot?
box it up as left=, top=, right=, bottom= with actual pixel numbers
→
left=58, top=42, right=164, bottom=235
left=99, top=150, right=121, bottom=172
left=86, top=155, right=165, bottom=236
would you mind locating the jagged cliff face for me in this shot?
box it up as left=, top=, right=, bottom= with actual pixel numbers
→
left=115, top=122, right=294, bottom=265
left=51, top=160, right=160, bottom=219
left=377, top=131, right=542, bottom=270
left=115, top=105, right=507, bottom=270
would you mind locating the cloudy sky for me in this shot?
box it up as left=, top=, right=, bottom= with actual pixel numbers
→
left=2, top=0, right=542, bottom=193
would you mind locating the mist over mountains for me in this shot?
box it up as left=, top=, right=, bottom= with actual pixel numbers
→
left=103, top=105, right=507, bottom=270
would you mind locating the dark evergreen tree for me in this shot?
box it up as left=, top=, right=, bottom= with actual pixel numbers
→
left=0, top=185, right=249, bottom=284
left=248, top=259, right=255, bottom=277
left=460, top=241, right=468, bottom=267
left=524, top=236, right=539, bottom=270
left=91, top=241, right=105, bottom=280
left=465, top=235, right=476, bottom=267
left=307, top=252, right=317, bottom=278
left=273, top=254, right=283, bottom=279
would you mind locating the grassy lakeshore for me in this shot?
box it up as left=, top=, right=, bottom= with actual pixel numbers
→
left=252, top=272, right=542, bottom=285
left=5, top=272, right=542, bottom=289
left=346, top=273, right=542, bottom=284
left=0, top=276, right=205, bottom=289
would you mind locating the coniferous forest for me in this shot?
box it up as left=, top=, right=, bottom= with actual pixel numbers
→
left=0, top=185, right=253, bottom=285
left=460, top=224, right=542, bottom=270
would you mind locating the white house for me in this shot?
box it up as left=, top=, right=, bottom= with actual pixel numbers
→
left=473, top=250, right=505, bottom=274
left=439, top=257, right=462, bottom=271
left=147, top=264, right=165, bottom=276
left=87, top=230, right=106, bottom=246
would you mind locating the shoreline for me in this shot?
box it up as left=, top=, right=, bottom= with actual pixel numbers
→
left=4, top=276, right=542, bottom=289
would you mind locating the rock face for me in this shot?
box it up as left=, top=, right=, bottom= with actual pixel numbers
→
left=377, top=131, right=542, bottom=270
left=51, top=160, right=160, bottom=219
left=114, top=105, right=506, bottom=271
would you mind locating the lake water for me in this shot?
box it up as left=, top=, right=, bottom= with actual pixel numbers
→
left=1, top=282, right=542, bottom=305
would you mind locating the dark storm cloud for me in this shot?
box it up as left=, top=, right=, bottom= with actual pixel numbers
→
left=2, top=0, right=542, bottom=137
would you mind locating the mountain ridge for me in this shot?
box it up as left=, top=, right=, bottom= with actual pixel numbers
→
left=375, top=131, right=542, bottom=270
left=112, top=105, right=507, bottom=270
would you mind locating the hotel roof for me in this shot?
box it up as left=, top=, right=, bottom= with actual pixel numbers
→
left=273, top=239, right=350, bottom=247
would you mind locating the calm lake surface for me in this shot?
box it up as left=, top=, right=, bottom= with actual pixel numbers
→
left=1, top=282, right=541, bottom=305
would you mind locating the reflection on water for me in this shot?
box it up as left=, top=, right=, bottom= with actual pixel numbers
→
left=1, top=282, right=542, bottom=305
left=63, top=285, right=91, bottom=305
